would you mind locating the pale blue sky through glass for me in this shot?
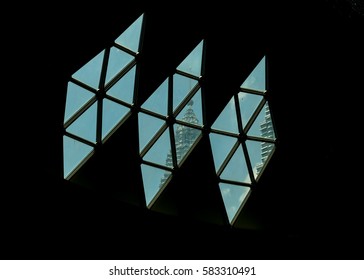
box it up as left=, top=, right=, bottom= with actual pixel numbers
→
left=143, top=128, right=172, bottom=167
left=176, top=40, right=203, bottom=76
left=72, top=50, right=104, bottom=89
left=102, top=99, right=130, bottom=140
left=141, top=164, right=171, bottom=206
left=219, top=183, right=250, bottom=223
left=220, top=146, right=251, bottom=184
left=210, top=133, right=237, bottom=172
left=212, top=97, right=239, bottom=133
left=106, top=66, right=136, bottom=104
left=141, top=78, right=168, bottom=115
left=105, top=47, right=135, bottom=85
left=173, top=74, right=198, bottom=112
left=114, top=14, right=143, bottom=52
left=66, top=102, right=97, bottom=143
left=64, top=82, right=95, bottom=123
left=238, top=92, right=263, bottom=129
left=241, top=56, right=266, bottom=91
left=138, top=113, right=165, bottom=153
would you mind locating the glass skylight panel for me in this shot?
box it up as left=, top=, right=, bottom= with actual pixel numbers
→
left=102, top=99, right=130, bottom=140
left=63, top=136, right=94, bottom=179
left=141, top=78, right=168, bottom=115
left=138, top=113, right=166, bottom=153
left=106, top=65, right=136, bottom=104
left=246, top=139, right=274, bottom=177
left=173, top=74, right=199, bottom=112
left=176, top=40, right=203, bottom=77
left=64, top=82, right=95, bottom=123
left=175, top=91, right=202, bottom=126
left=237, top=91, right=264, bottom=129
left=174, top=124, right=201, bottom=165
left=105, top=47, right=135, bottom=85
left=71, top=50, right=104, bottom=90
left=247, top=102, right=275, bottom=139
left=219, top=146, right=251, bottom=184
left=210, top=133, right=237, bottom=172
left=142, top=128, right=172, bottom=167
left=219, top=183, right=251, bottom=223
left=211, top=97, right=239, bottom=134
left=141, top=164, right=171, bottom=207
left=114, top=14, right=144, bottom=52
left=137, top=40, right=205, bottom=208
left=66, top=102, right=98, bottom=143
left=63, top=14, right=144, bottom=179
left=241, top=56, right=266, bottom=92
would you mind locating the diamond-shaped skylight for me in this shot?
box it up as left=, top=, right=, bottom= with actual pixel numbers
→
left=139, top=40, right=205, bottom=207
left=210, top=55, right=276, bottom=224
left=63, top=13, right=144, bottom=179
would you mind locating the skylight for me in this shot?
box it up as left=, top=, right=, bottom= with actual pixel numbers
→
left=63, top=13, right=144, bottom=179
left=139, top=40, right=205, bottom=207
left=210, top=55, right=276, bottom=224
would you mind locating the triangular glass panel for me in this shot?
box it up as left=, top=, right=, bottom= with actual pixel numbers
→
left=138, top=113, right=166, bottom=153
left=102, top=99, right=130, bottom=140
left=220, top=145, right=251, bottom=184
left=173, top=124, right=201, bottom=165
left=72, top=50, right=104, bottom=90
left=141, top=164, right=171, bottom=207
left=219, top=183, right=251, bottom=223
left=141, top=78, right=168, bottom=116
left=210, top=133, right=237, bottom=172
left=237, top=91, right=263, bottom=129
left=105, top=47, right=135, bottom=85
left=64, top=82, right=95, bottom=123
left=211, top=97, right=239, bottom=134
left=143, top=128, right=173, bottom=167
left=106, top=65, right=136, bottom=104
left=66, top=102, right=98, bottom=143
left=241, top=56, right=266, bottom=92
left=173, top=73, right=198, bottom=112
left=176, top=40, right=203, bottom=77
left=176, top=89, right=202, bottom=126
left=246, top=139, right=274, bottom=178
left=63, top=135, right=94, bottom=179
left=247, top=102, right=275, bottom=140
left=114, top=14, right=144, bottom=52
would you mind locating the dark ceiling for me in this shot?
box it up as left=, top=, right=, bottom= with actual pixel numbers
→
left=3, top=0, right=364, bottom=260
